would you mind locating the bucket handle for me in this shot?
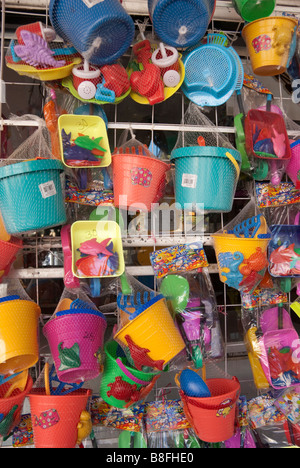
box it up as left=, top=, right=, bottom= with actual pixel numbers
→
left=116, top=358, right=151, bottom=386
left=226, top=152, right=240, bottom=181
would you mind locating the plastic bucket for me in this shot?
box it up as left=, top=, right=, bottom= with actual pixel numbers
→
left=0, top=236, right=22, bottom=271
left=232, top=0, right=275, bottom=22
left=0, top=299, right=41, bottom=374
left=114, top=295, right=185, bottom=366
left=43, top=310, right=107, bottom=383
left=0, top=159, right=66, bottom=235
left=171, top=147, right=241, bottom=212
left=242, top=17, right=298, bottom=76
left=112, top=153, right=170, bottom=211
left=100, top=340, right=160, bottom=408
left=148, top=0, right=216, bottom=48
left=0, top=376, right=33, bottom=438
left=212, top=233, right=270, bottom=291
left=28, top=388, right=91, bottom=448
left=286, top=140, right=300, bottom=189
left=180, top=377, right=240, bottom=442
left=49, top=0, right=135, bottom=66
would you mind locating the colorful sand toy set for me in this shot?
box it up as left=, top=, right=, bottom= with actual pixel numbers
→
left=2, top=0, right=300, bottom=450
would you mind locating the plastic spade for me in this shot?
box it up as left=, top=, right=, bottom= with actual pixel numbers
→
left=160, top=275, right=190, bottom=314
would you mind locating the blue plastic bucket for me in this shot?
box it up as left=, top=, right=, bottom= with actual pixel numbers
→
left=170, top=147, right=241, bottom=212
left=0, top=159, right=67, bottom=234
left=148, top=0, right=216, bottom=48
left=49, top=0, right=135, bottom=66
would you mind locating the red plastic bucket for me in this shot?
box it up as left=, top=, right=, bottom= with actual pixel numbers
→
left=112, top=153, right=170, bottom=211
left=28, top=388, right=92, bottom=448
left=180, top=377, right=240, bottom=442
left=0, top=236, right=22, bottom=271
left=0, top=376, right=33, bottom=438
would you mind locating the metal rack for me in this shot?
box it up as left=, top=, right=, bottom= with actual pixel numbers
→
left=1, top=1, right=300, bottom=432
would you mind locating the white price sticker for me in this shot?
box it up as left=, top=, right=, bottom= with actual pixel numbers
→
left=181, top=173, right=197, bottom=189
left=39, top=181, right=57, bottom=199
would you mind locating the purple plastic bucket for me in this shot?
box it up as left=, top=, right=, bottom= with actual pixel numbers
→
left=43, top=310, right=107, bottom=383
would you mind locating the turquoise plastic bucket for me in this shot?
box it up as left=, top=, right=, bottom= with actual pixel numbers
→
left=0, top=159, right=67, bottom=234
left=170, top=147, right=241, bottom=212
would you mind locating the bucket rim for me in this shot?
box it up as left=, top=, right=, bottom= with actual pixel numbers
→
left=54, top=309, right=107, bottom=321
left=181, top=377, right=240, bottom=409
left=113, top=296, right=167, bottom=339
left=0, top=298, right=41, bottom=314
left=170, top=146, right=241, bottom=162
left=112, top=152, right=171, bottom=170
left=0, top=159, right=65, bottom=180
left=211, top=232, right=271, bottom=241
left=105, top=340, right=159, bottom=378
left=242, top=15, right=298, bottom=35
left=28, top=387, right=92, bottom=398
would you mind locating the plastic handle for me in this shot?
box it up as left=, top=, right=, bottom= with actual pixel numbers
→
left=225, top=152, right=240, bottom=181
left=116, top=358, right=150, bottom=386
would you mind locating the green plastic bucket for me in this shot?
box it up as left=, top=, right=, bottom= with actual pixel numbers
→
left=100, top=340, right=160, bottom=409
left=232, top=0, right=275, bottom=22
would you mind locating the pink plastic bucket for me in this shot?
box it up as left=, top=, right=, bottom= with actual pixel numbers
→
left=43, top=310, right=107, bottom=383
left=286, top=140, right=300, bottom=189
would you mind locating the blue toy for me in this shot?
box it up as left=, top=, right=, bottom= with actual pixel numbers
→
left=179, top=369, right=211, bottom=398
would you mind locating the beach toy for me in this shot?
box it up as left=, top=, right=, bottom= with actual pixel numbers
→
left=2, top=370, right=29, bottom=399
left=119, top=430, right=147, bottom=448
left=43, top=306, right=107, bottom=383
left=286, top=140, right=300, bottom=189
left=49, top=0, right=135, bottom=66
left=244, top=327, right=269, bottom=390
left=258, top=306, right=300, bottom=389
left=28, top=385, right=91, bottom=448
left=112, top=145, right=170, bottom=211
left=148, top=0, right=216, bottom=48
left=179, top=376, right=240, bottom=443
left=0, top=297, right=41, bottom=374
left=0, top=236, right=23, bottom=281
left=171, top=143, right=241, bottom=212
left=0, top=375, right=33, bottom=440
left=58, top=114, right=111, bottom=169
left=233, top=0, right=275, bottom=22
left=212, top=217, right=270, bottom=292
left=0, top=159, right=66, bottom=235
left=242, top=16, right=298, bottom=76
left=100, top=341, right=161, bottom=409
left=72, top=60, right=101, bottom=100
left=151, top=42, right=180, bottom=87
left=245, top=107, right=291, bottom=185
left=14, top=30, right=66, bottom=68
left=179, top=369, right=211, bottom=397
left=182, top=33, right=244, bottom=107
left=268, top=222, right=300, bottom=292
left=114, top=295, right=185, bottom=367
left=160, top=275, right=190, bottom=314
left=71, top=220, right=124, bottom=279
left=61, top=225, right=80, bottom=289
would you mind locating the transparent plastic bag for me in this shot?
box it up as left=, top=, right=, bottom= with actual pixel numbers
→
left=212, top=199, right=272, bottom=293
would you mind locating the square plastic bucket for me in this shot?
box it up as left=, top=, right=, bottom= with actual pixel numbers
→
left=0, top=159, right=66, bottom=235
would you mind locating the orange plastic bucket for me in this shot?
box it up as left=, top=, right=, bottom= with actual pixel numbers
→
left=112, top=153, right=170, bottom=211
left=242, top=16, right=298, bottom=76
left=28, top=388, right=92, bottom=448
left=180, top=377, right=240, bottom=443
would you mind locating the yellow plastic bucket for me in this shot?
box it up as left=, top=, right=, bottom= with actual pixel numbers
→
left=212, top=233, right=270, bottom=292
left=242, top=16, right=298, bottom=76
left=0, top=299, right=41, bottom=374
left=114, top=295, right=185, bottom=366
